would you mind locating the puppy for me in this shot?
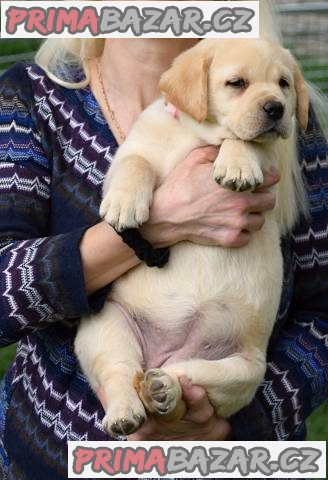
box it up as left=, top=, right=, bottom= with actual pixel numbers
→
left=75, top=38, right=309, bottom=436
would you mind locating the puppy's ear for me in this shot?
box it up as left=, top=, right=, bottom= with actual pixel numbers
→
left=159, top=45, right=213, bottom=123
left=294, top=62, right=309, bottom=131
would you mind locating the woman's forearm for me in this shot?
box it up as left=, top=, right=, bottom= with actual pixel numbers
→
left=80, top=221, right=141, bottom=295
left=81, top=155, right=280, bottom=296
left=81, top=195, right=183, bottom=295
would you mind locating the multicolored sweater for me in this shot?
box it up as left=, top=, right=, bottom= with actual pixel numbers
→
left=0, top=61, right=327, bottom=480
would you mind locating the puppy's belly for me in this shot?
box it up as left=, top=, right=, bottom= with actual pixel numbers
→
left=110, top=220, right=283, bottom=366
left=117, top=303, right=238, bottom=370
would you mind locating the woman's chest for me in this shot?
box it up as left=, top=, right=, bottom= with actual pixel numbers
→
left=44, top=101, right=117, bottom=234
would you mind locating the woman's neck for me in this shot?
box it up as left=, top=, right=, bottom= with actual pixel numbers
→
left=100, top=39, right=198, bottom=111
left=89, top=39, right=198, bottom=143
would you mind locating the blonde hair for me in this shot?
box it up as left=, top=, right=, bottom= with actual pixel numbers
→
left=34, top=0, right=327, bottom=133
left=35, top=0, right=280, bottom=88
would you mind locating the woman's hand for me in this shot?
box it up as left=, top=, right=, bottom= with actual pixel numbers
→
left=127, top=376, right=232, bottom=441
left=97, top=377, right=231, bottom=440
left=141, top=146, right=280, bottom=248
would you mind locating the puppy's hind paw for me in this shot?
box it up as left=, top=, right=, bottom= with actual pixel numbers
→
left=102, top=402, right=146, bottom=437
left=138, top=369, right=181, bottom=416
left=103, top=412, right=146, bottom=437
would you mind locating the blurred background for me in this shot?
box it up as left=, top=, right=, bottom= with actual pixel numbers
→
left=0, top=0, right=327, bottom=444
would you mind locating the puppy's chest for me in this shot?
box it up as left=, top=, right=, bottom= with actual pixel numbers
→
left=156, top=134, right=206, bottom=181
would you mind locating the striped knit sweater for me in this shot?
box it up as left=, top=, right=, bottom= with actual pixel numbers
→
left=0, top=61, right=327, bottom=480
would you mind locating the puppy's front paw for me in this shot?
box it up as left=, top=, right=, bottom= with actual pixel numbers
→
left=99, top=188, right=152, bottom=232
left=139, top=369, right=181, bottom=416
left=102, top=399, right=146, bottom=437
left=214, top=159, right=263, bottom=192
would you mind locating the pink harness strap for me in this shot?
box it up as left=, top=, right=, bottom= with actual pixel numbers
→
left=164, top=101, right=180, bottom=119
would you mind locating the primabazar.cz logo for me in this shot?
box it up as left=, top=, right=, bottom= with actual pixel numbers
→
left=67, top=441, right=327, bottom=478
left=1, top=1, right=259, bottom=38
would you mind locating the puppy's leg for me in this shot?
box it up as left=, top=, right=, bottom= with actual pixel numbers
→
left=163, top=347, right=266, bottom=418
left=75, top=301, right=146, bottom=436
left=100, top=155, right=157, bottom=232
left=140, top=346, right=266, bottom=420
left=213, top=139, right=264, bottom=191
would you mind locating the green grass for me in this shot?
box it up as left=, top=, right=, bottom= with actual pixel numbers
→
left=307, top=401, right=328, bottom=441
left=0, top=39, right=42, bottom=55
left=0, top=345, right=16, bottom=378
left=0, top=345, right=327, bottom=441
left=0, top=39, right=43, bottom=72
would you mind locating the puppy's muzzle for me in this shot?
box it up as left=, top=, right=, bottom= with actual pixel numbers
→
left=263, top=101, right=284, bottom=122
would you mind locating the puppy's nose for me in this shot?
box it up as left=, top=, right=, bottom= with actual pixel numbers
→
left=263, top=101, right=284, bottom=121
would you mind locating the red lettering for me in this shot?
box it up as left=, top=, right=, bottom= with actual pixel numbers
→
left=46, top=8, right=56, bottom=32
left=5, top=7, right=27, bottom=34
left=122, top=448, right=146, bottom=474
left=113, top=447, right=123, bottom=471
left=144, top=447, right=165, bottom=475
left=26, top=8, right=47, bottom=35
left=77, top=7, right=98, bottom=35
left=72, top=447, right=95, bottom=475
left=93, top=448, right=114, bottom=474
left=56, top=8, right=78, bottom=33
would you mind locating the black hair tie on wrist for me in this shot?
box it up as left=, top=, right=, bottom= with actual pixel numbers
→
left=116, top=227, right=170, bottom=268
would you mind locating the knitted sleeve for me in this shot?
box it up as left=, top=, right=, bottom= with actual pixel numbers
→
left=0, top=64, right=109, bottom=347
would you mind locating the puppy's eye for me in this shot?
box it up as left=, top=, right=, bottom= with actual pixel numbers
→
left=226, top=79, right=248, bottom=89
left=279, top=78, right=290, bottom=89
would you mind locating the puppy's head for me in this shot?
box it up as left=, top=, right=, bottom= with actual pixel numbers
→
left=160, top=38, right=309, bottom=141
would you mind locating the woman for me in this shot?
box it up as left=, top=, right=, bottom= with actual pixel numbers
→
left=0, top=0, right=327, bottom=479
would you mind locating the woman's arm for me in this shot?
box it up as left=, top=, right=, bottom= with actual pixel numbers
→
left=80, top=222, right=140, bottom=295
left=141, top=147, right=278, bottom=249
left=0, top=65, right=140, bottom=346
left=83, top=147, right=279, bottom=294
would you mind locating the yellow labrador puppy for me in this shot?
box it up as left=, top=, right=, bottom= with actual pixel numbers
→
left=75, top=38, right=309, bottom=436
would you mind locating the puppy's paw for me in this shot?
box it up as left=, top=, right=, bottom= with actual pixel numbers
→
left=139, top=369, right=180, bottom=416
left=102, top=398, right=146, bottom=437
left=99, top=188, right=152, bottom=232
left=214, top=159, right=263, bottom=192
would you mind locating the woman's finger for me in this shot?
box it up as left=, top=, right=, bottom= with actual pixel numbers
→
left=128, top=419, right=155, bottom=441
left=245, top=212, right=265, bottom=232
left=247, top=191, right=276, bottom=213
left=208, top=418, right=233, bottom=440
left=257, top=167, right=280, bottom=190
left=179, top=376, right=215, bottom=424
left=186, top=146, right=220, bottom=167
left=97, top=387, right=107, bottom=410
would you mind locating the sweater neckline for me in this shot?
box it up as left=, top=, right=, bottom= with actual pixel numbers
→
left=78, top=85, right=120, bottom=151
left=79, top=84, right=120, bottom=150
left=32, top=61, right=120, bottom=152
